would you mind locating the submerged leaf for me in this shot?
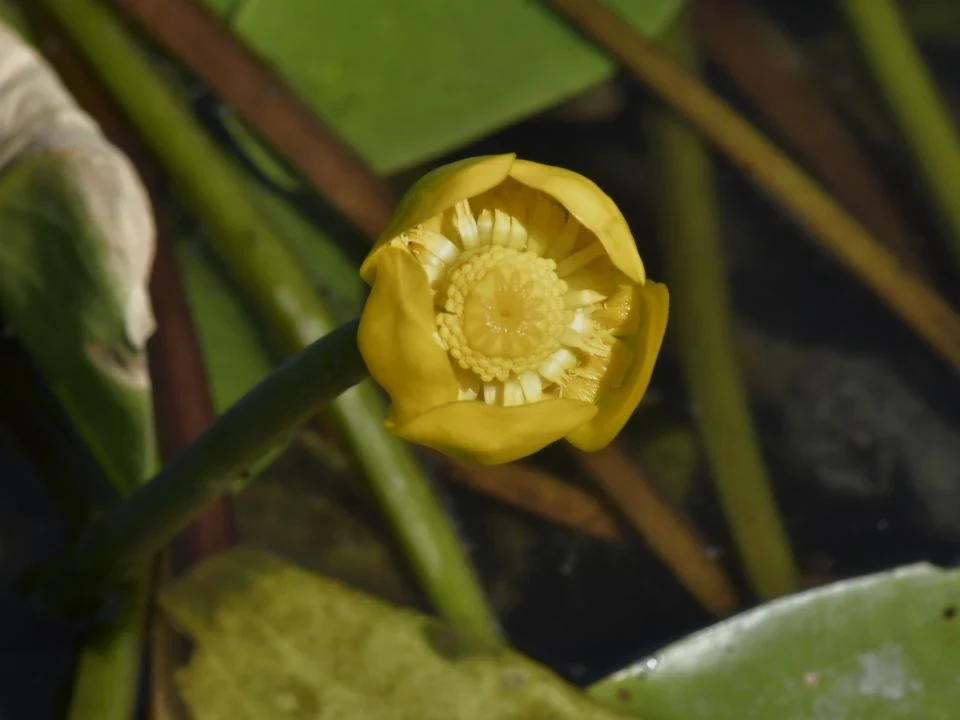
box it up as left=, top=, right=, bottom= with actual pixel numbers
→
left=175, top=240, right=273, bottom=414
left=162, top=549, right=630, bottom=719
left=173, top=178, right=363, bottom=477
left=590, top=564, right=960, bottom=719
left=174, top=180, right=362, bottom=414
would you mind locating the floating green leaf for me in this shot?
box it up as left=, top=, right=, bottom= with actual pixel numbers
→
left=199, top=0, right=685, bottom=173
left=589, top=564, right=960, bottom=719
left=162, top=548, right=631, bottom=719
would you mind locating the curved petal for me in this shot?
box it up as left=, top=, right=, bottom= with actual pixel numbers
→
left=508, top=159, right=645, bottom=284
left=566, top=281, right=668, bottom=451
left=391, top=398, right=597, bottom=466
left=358, top=247, right=459, bottom=423
left=360, top=154, right=516, bottom=282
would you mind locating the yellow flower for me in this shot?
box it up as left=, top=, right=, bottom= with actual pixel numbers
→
left=358, top=154, right=669, bottom=465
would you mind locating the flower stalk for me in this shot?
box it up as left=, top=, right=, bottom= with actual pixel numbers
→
left=35, top=319, right=366, bottom=615
left=841, top=0, right=960, bottom=266
left=38, top=0, right=500, bottom=640
left=648, top=11, right=798, bottom=600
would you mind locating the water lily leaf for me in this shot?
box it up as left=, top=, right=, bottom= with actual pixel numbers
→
left=236, top=463, right=421, bottom=609
left=161, top=548, right=630, bottom=719
left=589, top=564, right=960, bottom=719
left=0, top=21, right=156, bottom=494
left=199, top=0, right=685, bottom=174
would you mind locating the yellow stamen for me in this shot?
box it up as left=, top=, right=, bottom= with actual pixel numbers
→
left=593, top=284, right=641, bottom=336
left=564, top=289, right=607, bottom=308
left=546, top=215, right=581, bottom=262
left=477, top=208, right=494, bottom=245
left=526, top=194, right=567, bottom=255
left=492, top=209, right=512, bottom=246
left=556, top=241, right=605, bottom=277
left=562, top=339, right=634, bottom=403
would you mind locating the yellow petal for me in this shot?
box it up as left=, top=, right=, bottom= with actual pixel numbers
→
left=391, top=398, right=598, bottom=466
left=566, top=281, right=668, bottom=451
left=508, top=159, right=646, bottom=284
left=360, top=154, right=516, bottom=282
left=358, top=247, right=459, bottom=423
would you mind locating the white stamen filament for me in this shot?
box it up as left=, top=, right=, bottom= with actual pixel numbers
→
left=492, top=209, right=512, bottom=246
left=476, top=208, right=494, bottom=245
left=455, top=200, right=480, bottom=249
left=419, top=252, right=446, bottom=286
left=538, top=348, right=578, bottom=384
left=502, top=379, right=524, bottom=407
left=518, top=371, right=543, bottom=403
left=416, top=229, right=461, bottom=264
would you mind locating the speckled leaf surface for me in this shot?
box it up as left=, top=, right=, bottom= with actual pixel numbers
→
left=589, top=564, right=960, bottom=719
left=199, top=0, right=684, bottom=173
left=161, top=548, right=631, bottom=719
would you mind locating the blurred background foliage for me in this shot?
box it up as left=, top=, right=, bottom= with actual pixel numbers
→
left=1, top=0, right=960, bottom=718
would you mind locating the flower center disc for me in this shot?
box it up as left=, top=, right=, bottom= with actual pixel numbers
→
left=463, top=267, right=548, bottom=358
left=439, top=247, right=569, bottom=383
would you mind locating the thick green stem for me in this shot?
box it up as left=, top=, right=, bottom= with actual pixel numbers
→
left=39, top=0, right=499, bottom=640
left=842, top=0, right=960, bottom=264
left=37, top=320, right=365, bottom=613
left=649, top=13, right=798, bottom=600
left=66, top=575, right=149, bottom=720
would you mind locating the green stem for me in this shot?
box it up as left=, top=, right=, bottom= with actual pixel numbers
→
left=67, top=575, right=149, bottom=720
left=842, top=0, right=960, bottom=264
left=0, top=328, right=149, bottom=720
left=37, top=320, right=365, bottom=613
left=649, top=12, right=798, bottom=600
left=39, top=0, right=499, bottom=641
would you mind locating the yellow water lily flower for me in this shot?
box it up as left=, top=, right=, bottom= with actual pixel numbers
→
left=358, top=154, right=669, bottom=465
